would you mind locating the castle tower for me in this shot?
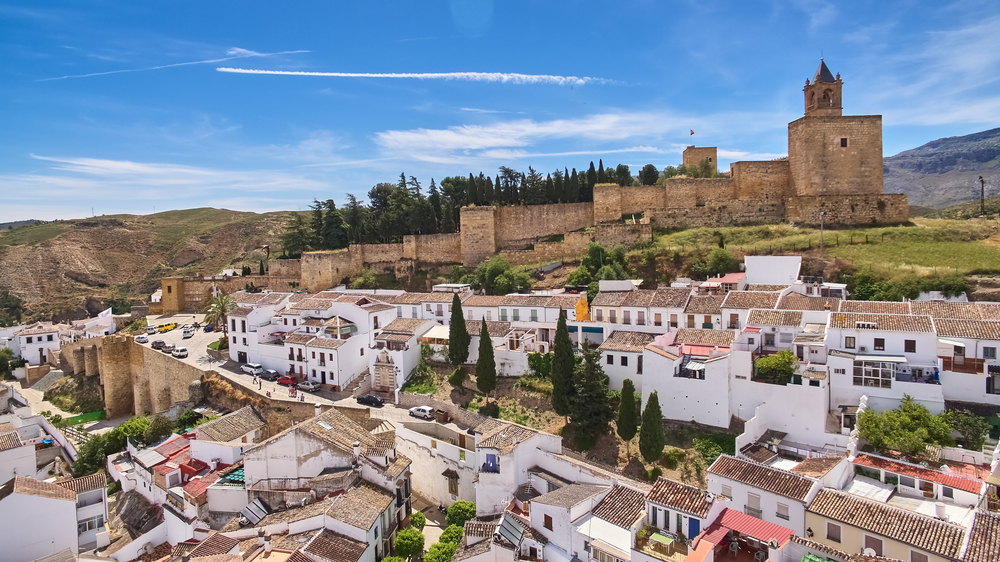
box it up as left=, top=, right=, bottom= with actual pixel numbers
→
left=803, top=58, right=842, bottom=117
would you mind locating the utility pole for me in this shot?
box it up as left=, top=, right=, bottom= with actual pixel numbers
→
left=981, top=176, right=986, bottom=217
left=819, top=211, right=826, bottom=254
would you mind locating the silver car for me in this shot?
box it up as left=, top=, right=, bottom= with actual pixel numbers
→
left=409, top=406, right=435, bottom=420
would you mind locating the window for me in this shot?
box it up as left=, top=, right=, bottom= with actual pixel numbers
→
left=167, top=285, right=172, bottom=294
left=621, top=356, right=628, bottom=367
left=637, top=311, right=645, bottom=325
left=853, top=360, right=894, bottom=388
left=905, top=340, right=916, bottom=353
left=544, top=514, right=553, bottom=530
left=241, top=320, right=247, bottom=332
left=623, top=311, right=631, bottom=325
left=834, top=368, right=846, bottom=374
left=486, top=311, right=492, bottom=321
left=242, top=338, right=247, bottom=345
left=47, top=334, right=53, bottom=341
left=595, top=309, right=603, bottom=322
left=513, top=309, right=519, bottom=321
left=864, top=535, right=883, bottom=557
left=426, top=304, right=432, bottom=311
left=311, top=351, right=316, bottom=359
left=687, top=314, right=696, bottom=327
left=360, top=347, right=364, bottom=356
left=942, top=486, right=953, bottom=499
left=232, top=336, right=236, bottom=344
left=910, top=551, right=929, bottom=562
left=637, top=356, right=643, bottom=375
left=411, top=307, right=417, bottom=318
left=779, top=332, right=793, bottom=343
left=459, top=450, right=466, bottom=461
left=826, top=522, right=841, bottom=542
left=594, top=548, right=624, bottom=562
left=431, top=439, right=437, bottom=449
left=232, top=319, right=237, bottom=331
left=397, top=307, right=402, bottom=318
left=776, top=503, right=789, bottom=520
left=610, top=310, right=617, bottom=323
left=530, top=310, right=538, bottom=322
left=670, top=313, right=678, bottom=328
left=721, top=485, right=732, bottom=499
left=845, top=336, right=855, bottom=349
left=292, top=319, right=297, bottom=326
left=985, top=347, right=997, bottom=360
left=25, top=337, right=32, bottom=344
left=448, top=476, right=458, bottom=495
left=874, top=338, right=885, bottom=351
left=607, top=354, right=614, bottom=365
left=654, top=313, right=662, bottom=326
left=841, top=137, right=848, bottom=147
left=78, top=515, right=104, bottom=535
left=501, top=309, right=508, bottom=321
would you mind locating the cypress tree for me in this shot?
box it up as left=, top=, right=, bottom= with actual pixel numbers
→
left=569, top=168, right=580, bottom=203
left=571, top=346, right=614, bottom=439
left=448, top=294, right=470, bottom=366
left=495, top=174, right=503, bottom=203
left=550, top=310, right=576, bottom=418
left=441, top=200, right=456, bottom=233
left=476, top=319, right=496, bottom=400
left=545, top=174, right=555, bottom=204
left=617, top=378, right=638, bottom=456
left=467, top=173, right=477, bottom=206
left=259, top=260, right=265, bottom=275
left=597, top=159, right=606, bottom=183
left=639, top=391, right=666, bottom=464
left=587, top=161, right=598, bottom=187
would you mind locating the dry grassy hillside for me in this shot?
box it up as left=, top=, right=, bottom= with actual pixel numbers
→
left=0, top=208, right=292, bottom=320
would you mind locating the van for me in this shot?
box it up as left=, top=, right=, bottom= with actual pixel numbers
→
left=146, top=326, right=157, bottom=335
left=182, top=326, right=195, bottom=339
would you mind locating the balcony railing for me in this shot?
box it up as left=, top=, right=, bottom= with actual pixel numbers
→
left=776, top=512, right=790, bottom=521
left=940, top=356, right=985, bottom=374
left=745, top=505, right=762, bottom=518
left=728, top=323, right=740, bottom=329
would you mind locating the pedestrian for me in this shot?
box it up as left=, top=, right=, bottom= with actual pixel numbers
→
left=299, top=393, right=305, bottom=402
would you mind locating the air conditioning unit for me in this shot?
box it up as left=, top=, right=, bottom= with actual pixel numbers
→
left=858, top=346, right=868, bottom=352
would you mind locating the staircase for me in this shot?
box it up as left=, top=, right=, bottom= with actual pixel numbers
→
left=30, top=368, right=66, bottom=392
left=344, top=370, right=370, bottom=397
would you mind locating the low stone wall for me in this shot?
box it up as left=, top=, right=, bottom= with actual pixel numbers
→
left=595, top=223, right=652, bottom=247
left=24, top=364, right=51, bottom=387
left=200, top=371, right=331, bottom=435
left=397, top=392, right=486, bottom=429
left=645, top=199, right=786, bottom=229
left=785, top=193, right=909, bottom=226
left=500, top=231, right=594, bottom=266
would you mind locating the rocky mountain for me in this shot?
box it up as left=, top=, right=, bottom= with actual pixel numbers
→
left=884, top=127, right=1000, bottom=208
left=0, top=208, right=291, bottom=320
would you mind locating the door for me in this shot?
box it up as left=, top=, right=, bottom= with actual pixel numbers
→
left=765, top=333, right=775, bottom=346
left=237, top=351, right=248, bottom=364
left=796, top=345, right=805, bottom=360
left=688, top=518, right=699, bottom=539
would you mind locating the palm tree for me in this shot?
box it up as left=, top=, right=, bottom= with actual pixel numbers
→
left=203, top=293, right=237, bottom=334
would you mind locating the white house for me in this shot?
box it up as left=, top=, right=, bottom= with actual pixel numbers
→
left=682, top=295, right=725, bottom=330
left=530, top=483, right=610, bottom=562
left=744, top=256, right=801, bottom=286
left=395, top=421, right=477, bottom=508
left=720, top=291, right=784, bottom=331
left=13, top=323, right=66, bottom=365
left=599, top=331, right=654, bottom=391
left=0, top=476, right=79, bottom=562
left=641, top=335, right=733, bottom=428
left=0, top=421, right=36, bottom=482
left=643, top=477, right=728, bottom=541
left=54, top=473, right=109, bottom=551
left=370, top=317, right=434, bottom=395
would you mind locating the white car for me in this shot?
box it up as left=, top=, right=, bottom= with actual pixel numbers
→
left=172, top=347, right=189, bottom=358
left=135, top=334, right=148, bottom=343
left=241, top=363, right=264, bottom=376
left=409, top=406, right=435, bottom=420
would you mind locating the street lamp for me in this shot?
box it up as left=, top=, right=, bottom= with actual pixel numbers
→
left=981, top=176, right=986, bottom=217
left=820, top=212, right=826, bottom=254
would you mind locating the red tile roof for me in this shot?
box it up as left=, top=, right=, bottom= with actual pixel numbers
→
left=708, top=455, right=815, bottom=501
left=647, top=477, right=713, bottom=517
left=188, top=533, right=240, bottom=557
left=695, top=508, right=794, bottom=548
left=591, top=485, right=646, bottom=528
left=853, top=454, right=983, bottom=494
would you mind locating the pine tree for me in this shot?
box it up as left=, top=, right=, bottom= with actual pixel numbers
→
left=639, top=391, right=666, bottom=464
left=476, top=319, right=496, bottom=400
left=550, top=311, right=576, bottom=418
left=571, top=346, right=614, bottom=439
left=441, top=200, right=456, bottom=233
left=448, top=294, right=470, bottom=366
left=617, top=378, right=638, bottom=456
left=428, top=178, right=442, bottom=226
left=597, top=159, right=606, bottom=183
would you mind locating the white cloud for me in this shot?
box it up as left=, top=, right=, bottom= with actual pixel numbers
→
left=216, top=67, right=617, bottom=86
left=39, top=47, right=309, bottom=81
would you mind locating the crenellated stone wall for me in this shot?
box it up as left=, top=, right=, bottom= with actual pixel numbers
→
left=493, top=202, right=594, bottom=250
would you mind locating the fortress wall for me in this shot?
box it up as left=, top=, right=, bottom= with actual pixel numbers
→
left=300, top=250, right=362, bottom=293
left=494, top=202, right=594, bottom=249
left=355, top=242, right=404, bottom=264
left=406, top=232, right=463, bottom=264
left=731, top=160, right=792, bottom=199
left=268, top=259, right=301, bottom=278
left=646, top=199, right=786, bottom=229
left=785, top=193, right=908, bottom=226
left=500, top=231, right=595, bottom=267
left=788, top=115, right=883, bottom=197
left=683, top=146, right=719, bottom=169
left=595, top=223, right=653, bottom=248
left=140, top=343, right=204, bottom=413
left=460, top=206, right=497, bottom=266
left=98, top=336, right=141, bottom=418
left=593, top=185, right=664, bottom=222
left=664, top=178, right=735, bottom=207
left=593, top=184, right=622, bottom=222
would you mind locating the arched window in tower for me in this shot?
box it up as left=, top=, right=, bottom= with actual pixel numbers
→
left=809, top=92, right=816, bottom=109
left=824, top=90, right=834, bottom=107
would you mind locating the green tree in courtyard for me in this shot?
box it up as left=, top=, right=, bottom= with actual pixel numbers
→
left=448, top=294, right=470, bottom=366
left=394, top=528, right=424, bottom=560
left=550, top=311, right=576, bottom=419
left=476, top=319, right=497, bottom=400
left=203, top=293, right=237, bottom=334
left=617, top=378, right=638, bottom=457
left=640, top=391, right=666, bottom=464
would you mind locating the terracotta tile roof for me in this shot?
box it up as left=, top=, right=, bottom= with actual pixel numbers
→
left=592, top=485, right=646, bottom=528
left=599, top=330, right=655, bottom=352
left=385, top=452, right=411, bottom=479
left=674, top=328, right=736, bottom=347
left=465, top=320, right=512, bottom=338
left=304, top=529, right=367, bottom=562
left=934, top=318, right=1000, bottom=340
left=362, top=303, right=396, bottom=313
left=453, top=537, right=494, bottom=561
left=258, top=292, right=291, bottom=305
left=721, top=291, right=782, bottom=310
left=326, top=482, right=393, bottom=529
left=778, top=293, right=839, bottom=312
left=965, top=511, right=1000, bottom=562
left=384, top=292, right=427, bottom=305
left=853, top=454, right=983, bottom=494
left=188, top=533, right=240, bottom=557
left=747, top=284, right=790, bottom=292
left=789, top=536, right=849, bottom=559
left=829, top=312, right=934, bottom=333
left=533, top=483, right=608, bottom=508
left=55, top=472, right=106, bottom=494
left=910, top=301, right=983, bottom=320
left=650, top=287, right=692, bottom=308
left=975, top=303, right=1000, bottom=320
left=14, top=322, right=60, bottom=336
left=645, top=344, right=679, bottom=360
left=228, top=306, right=255, bottom=318
left=501, top=294, right=554, bottom=307
left=746, top=309, right=803, bottom=327
left=463, top=295, right=506, bottom=307
left=233, top=292, right=268, bottom=304
left=708, top=272, right=747, bottom=284
left=708, top=455, right=815, bottom=501
left=592, top=291, right=631, bottom=307
left=381, top=318, right=427, bottom=334
left=547, top=294, right=585, bottom=309
left=838, top=301, right=911, bottom=314
left=807, top=489, right=966, bottom=559
left=284, top=334, right=314, bottom=345
left=475, top=418, right=539, bottom=454
left=182, top=471, right=219, bottom=498
left=620, top=289, right=657, bottom=307
left=789, top=457, right=843, bottom=478
left=647, top=477, right=713, bottom=517
left=196, top=405, right=265, bottom=443
left=0, top=476, right=76, bottom=502
left=0, top=428, right=24, bottom=452
left=684, top=295, right=726, bottom=315
left=464, top=519, right=497, bottom=538
left=308, top=337, right=347, bottom=350
left=740, top=443, right=778, bottom=464
left=301, top=318, right=324, bottom=326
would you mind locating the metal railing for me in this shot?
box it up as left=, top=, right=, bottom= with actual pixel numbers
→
left=745, top=505, right=762, bottom=518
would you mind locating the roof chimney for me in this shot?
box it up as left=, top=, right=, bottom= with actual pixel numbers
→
left=315, top=403, right=322, bottom=417
left=264, top=533, right=272, bottom=553
left=935, top=502, right=947, bottom=520
left=257, top=528, right=265, bottom=546
left=353, top=441, right=361, bottom=460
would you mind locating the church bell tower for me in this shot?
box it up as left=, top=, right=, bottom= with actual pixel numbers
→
left=803, top=58, right=842, bottom=117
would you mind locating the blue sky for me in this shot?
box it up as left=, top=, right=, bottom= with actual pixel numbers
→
left=2, top=0, right=999, bottom=221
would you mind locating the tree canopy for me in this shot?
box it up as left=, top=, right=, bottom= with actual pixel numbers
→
left=448, top=294, right=470, bottom=366
left=476, top=319, right=497, bottom=398
left=394, top=528, right=425, bottom=560
left=857, top=395, right=954, bottom=455
left=571, top=346, right=614, bottom=439
left=640, top=392, right=666, bottom=464
left=754, top=350, right=798, bottom=385
left=550, top=311, right=576, bottom=418
left=446, top=501, right=477, bottom=527
left=617, top=378, right=638, bottom=455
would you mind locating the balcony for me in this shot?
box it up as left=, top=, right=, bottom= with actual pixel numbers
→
left=940, top=356, right=986, bottom=375
left=728, top=323, right=740, bottom=329
left=775, top=512, right=790, bottom=521
left=744, top=505, right=762, bottom=519
left=319, top=361, right=326, bottom=366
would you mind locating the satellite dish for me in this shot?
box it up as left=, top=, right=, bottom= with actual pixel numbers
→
left=768, top=539, right=779, bottom=549
left=863, top=548, right=877, bottom=557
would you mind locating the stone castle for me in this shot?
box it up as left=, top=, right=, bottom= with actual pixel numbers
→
left=158, top=59, right=907, bottom=310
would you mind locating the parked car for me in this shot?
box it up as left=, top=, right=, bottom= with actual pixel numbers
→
left=409, top=406, right=434, bottom=420
left=162, top=343, right=176, bottom=354
left=158, top=323, right=176, bottom=333
left=203, top=325, right=214, bottom=333
left=357, top=394, right=384, bottom=407
left=241, top=363, right=264, bottom=376
left=134, top=334, right=148, bottom=344
left=182, top=327, right=195, bottom=339
left=151, top=339, right=165, bottom=350
left=146, top=326, right=157, bottom=335
left=261, top=369, right=280, bottom=381
left=297, top=380, right=321, bottom=392
left=172, top=347, right=189, bottom=358
left=276, top=375, right=298, bottom=387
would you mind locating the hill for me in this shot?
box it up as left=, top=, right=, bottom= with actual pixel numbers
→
left=0, top=219, right=44, bottom=230
left=884, top=127, right=1000, bottom=208
left=0, top=208, right=292, bottom=320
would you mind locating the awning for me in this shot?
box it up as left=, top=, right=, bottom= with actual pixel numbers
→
left=938, top=339, right=966, bottom=348
left=854, top=355, right=907, bottom=363
left=686, top=361, right=706, bottom=371
left=743, top=327, right=761, bottom=333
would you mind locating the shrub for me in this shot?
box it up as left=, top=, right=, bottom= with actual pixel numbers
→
left=409, top=511, right=426, bottom=531
left=439, top=524, right=463, bottom=544
left=479, top=402, right=499, bottom=418
left=645, top=467, right=663, bottom=481
left=693, top=437, right=727, bottom=464
left=394, top=528, right=424, bottom=559
left=448, top=368, right=466, bottom=387
left=446, top=501, right=477, bottom=527
left=424, top=542, right=458, bottom=562
left=661, top=447, right=685, bottom=469
left=527, top=352, right=552, bottom=379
